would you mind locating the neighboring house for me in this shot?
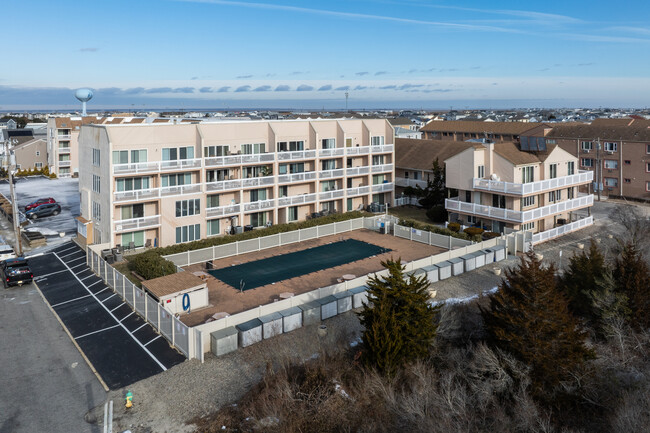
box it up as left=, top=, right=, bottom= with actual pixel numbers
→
left=77, top=119, right=395, bottom=248
left=47, top=116, right=102, bottom=177
left=25, top=122, right=48, bottom=138
left=0, top=119, right=18, bottom=129
left=394, top=127, right=422, bottom=139
left=444, top=141, right=593, bottom=234
left=11, top=138, right=48, bottom=171
left=388, top=117, right=419, bottom=131
left=420, top=120, right=546, bottom=143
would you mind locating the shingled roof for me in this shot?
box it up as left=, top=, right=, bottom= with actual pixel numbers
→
left=420, top=120, right=546, bottom=135
left=546, top=124, right=650, bottom=142
left=395, top=138, right=476, bottom=170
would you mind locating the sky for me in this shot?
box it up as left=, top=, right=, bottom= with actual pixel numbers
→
left=2, top=0, right=650, bottom=110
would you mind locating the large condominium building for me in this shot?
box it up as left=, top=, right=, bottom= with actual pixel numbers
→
left=443, top=141, right=593, bottom=234
left=77, top=119, right=395, bottom=248
left=47, top=117, right=101, bottom=177
left=419, top=120, right=546, bottom=143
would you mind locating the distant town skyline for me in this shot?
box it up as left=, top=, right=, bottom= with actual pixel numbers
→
left=3, top=0, right=650, bottom=109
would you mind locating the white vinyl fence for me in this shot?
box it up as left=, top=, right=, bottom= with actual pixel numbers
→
left=87, top=245, right=204, bottom=361
left=532, top=216, right=594, bottom=245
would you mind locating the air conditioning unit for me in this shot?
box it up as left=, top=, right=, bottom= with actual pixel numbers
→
left=583, top=149, right=590, bottom=153
left=606, top=151, right=614, bottom=154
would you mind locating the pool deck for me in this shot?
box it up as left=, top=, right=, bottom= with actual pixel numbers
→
left=180, top=229, right=444, bottom=326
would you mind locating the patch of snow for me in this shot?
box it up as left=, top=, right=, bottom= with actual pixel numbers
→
left=430, top=286, right=499, bottom=307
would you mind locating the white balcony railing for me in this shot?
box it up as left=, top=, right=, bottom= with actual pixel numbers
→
left=372, top=182, right=394, bottom=193
left=241, top=176, right=275, bottom=188
left=371, top=163, right=394, bottom=173
left=395, top=177, right=428, bottom=188
left=113, top=158, right=202, bottom=175
left=532, top=216, right=594, bottom=245
left=277, top=171, right=317, bottom=184
left=472, top=170, right=593, bottom=196
left=346, top=185, right=371, bottom=196
left=204, top=155, right=245, bottom=167
left=160, top=183, right=202, bottom=197
left=58, top=147, right=71, bottom=154
left=277, top=150, right=317, bottom=161
left=114, top=215, right=161, bottom=233
left=345, top=146, right=371, bottom=155
left=243, top=198, right=276, bottom=212
left=319, top=148, right=345, bottom=158
left=277, top=193, right=317, bottom=207
left=205, top=179, right=242, bottom=192
left=445, top=194, right=594, bottom=224
left=319, top=189, right=345, bottom=201
left=114, top=188, right=160, bottom=203
left=371, top=144, right=394, bottom=153
left=57, top=134, right=72, bottom=140
left=241, top=153, right=275, bottom=164
left=346, top=166, right=370, bottom=176
left=58, top=161, right=71, bottom=167
left=206, top=204, right=241, bottom=218
left=319, top=169, right=345, bottom=179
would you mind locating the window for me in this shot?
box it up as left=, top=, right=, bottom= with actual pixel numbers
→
left=604, top=178, right=618, bottom=187
left=161, top=173, right=191, bottom=187
left=647, top=162, right=650, bottom=173
left=624, top=160, right=631, bottom=165
left=521, top=222, right=535, bottom=231
left=277, top=141, right=304, bottom=152
left=241, top=143, right=265, bottom=154
left=477, top=165, right=485, bottom=178
left=175, top=224, right=200, bottom=243
left=204, top=145, right=229, bottom=157
left=35, top=162, right=43, bottom=169
left=521, top=196, right=535, bottom=207
left=250, top=212, right=267, bottom=227
left=373, top=174, right=386, bottom=185
left=467, top=215, right=477, bottom=224
left=112, top=150, right=128, bottom=164
left=372, top=155, right=385, bottom=165
left=647, top=181, right=650, bottom=192
left=604, top=142, right=617, bottom=152
left=175, top=199, right=200, bottom=217
left=624, top=178, right=631, bottom=184
left=321, top=138, right=335, bottom=149
left=243, top=166, right=270, bottom=178
left=604, top=160, right=618, bottom=170
left=647, top=144, right=650, bottom=154
left=131, top=149, right=147, bottom=163
left=288, top=206, right=298, bottom=222
left=92, top=149, right=100, bottom=166
left=92, top=201, right=101, bottom=222
left=58, top=141, right=70, bottom=149
left=347, top=198, right=353, bottom=212
left=36, top=151, right=41, bottom=157
left=249, top=189, right=267, bottom=202
left=546, top=139, right=557, bottom=145
left=345, top=138, right=353, bottom=147
left=548, top=190, right=561, bottom=202
left=372, top=193, right=385, bottom=205
left=162, top=146, right=194, bottom=160
left=370, top=136, right=385, bottom=147
left=279, top=185, right=288, bottom=197
left=122, top=231, right=145, bottom=248
left=567, top=161, right=575, bottom=176
left=206, top=169, right=230, bottom=183
left=465, top=191, right=472, bottom=202
left=321, top=180, right=336, bottom=192
left=581, top=141, right=593, bottom=151
left=207, top=194, right=219, bottom=208
left=493, top=194, right=506, bottom=208
left=278, top=164, right=288, bottom=175
left=522, top=166, right=534, bottom=183
left=289, top=163, right=305, bottom=173
left=59, top=154, right=70, bottom=162
left=207, top=220, right=220, bottom=237
left=567, top=187, right=574, bottom=199
left=321, top=159, right=337, bottom=171
left=581, top=158, right=593, bottom=168
left=121, top=204, right=144, bottom=220
left=549, top=163, right=557, bottom=179
left=116, top=176, right=151, bottom=191
left=92, top=174, right=101, bottom=193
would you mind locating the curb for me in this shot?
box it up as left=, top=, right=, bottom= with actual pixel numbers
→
left=33, top=280, right=110, bottom=392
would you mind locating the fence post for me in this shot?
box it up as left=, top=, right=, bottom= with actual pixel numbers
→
left=410, top=228, right=413, bottom=241
left=448, top=235, right=452, bottom=250
left=429, top=231, right=432, bottom=245
left=186, top=250, right=190, bottom=267
left=157, top=303, right=161, bottom=332
left=258, top=237, right=261, bottom=251
left=144, top=291, right=148, bottom=320
left=172, top=317, right=176, bottom=345
left=317, top=225, right=319, bottom=238
left=298, top=228, right=301, bottom=242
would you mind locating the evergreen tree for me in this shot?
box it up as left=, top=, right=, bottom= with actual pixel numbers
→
left=481, top=251, right=595, bottom=403
left=358, top=258, right=439, bottom=375
left=614, top=243, right=650, bottom=330
left=416, top=158, right=446, bottom=209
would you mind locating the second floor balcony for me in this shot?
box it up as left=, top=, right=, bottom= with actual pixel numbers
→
left=277, top=149, right=317, bottom=161
left=114, top=215, right=161, bottom=233
left=372, top=182, right=394, bottom=193
left=58, top=160, right=71, bottom=167
left=371, top=163, right=394, bottom=173
left=113, top=158, right=203, bottom=175
left=345, top=166, right=370, bottom=176
left=395, top=177, right=427, bottom=188
left=472, top=170, right=593, bottom=196
left=277, top=171, right=317, bottom=184
left=206, top=203, right=241, bottom=218
left=277, top=193, right=317, bottom=207
left=58, top=147, right=71, bottom=154
left=319, top=168, right=345, bottom=179
left=243, top=198, right=276, bottom=212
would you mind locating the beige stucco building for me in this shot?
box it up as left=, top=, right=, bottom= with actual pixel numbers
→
left=77, top=119, right=395, bottom=248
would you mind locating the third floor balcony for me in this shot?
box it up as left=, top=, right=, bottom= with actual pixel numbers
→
left=472, top=170, right=593, bottom=196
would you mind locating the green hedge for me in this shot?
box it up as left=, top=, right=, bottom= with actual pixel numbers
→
left=447, top=222, right=461, bottom=232
left=397, top=219, right=471, bottom=241
left=128, top=250, right=177, bottom=280
left=463, top=227, right=484, bottom=237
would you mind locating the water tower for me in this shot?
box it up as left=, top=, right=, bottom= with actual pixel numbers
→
left=75, top=88, right=93, bottom=116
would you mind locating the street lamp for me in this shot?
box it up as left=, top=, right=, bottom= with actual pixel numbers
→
left=7, top=148, right=23, bottom=256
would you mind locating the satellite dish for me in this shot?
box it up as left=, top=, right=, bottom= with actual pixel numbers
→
left=74, top=88, right=93, bottom=115
left=490, top=173, right=500, bottom=181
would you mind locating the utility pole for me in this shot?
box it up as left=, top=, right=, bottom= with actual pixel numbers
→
left=345, top=92, right=349, bottom=113
left=8, top=150, right=23, bottom=256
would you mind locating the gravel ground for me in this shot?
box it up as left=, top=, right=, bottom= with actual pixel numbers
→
left=86, top=199, right=649, bottom=433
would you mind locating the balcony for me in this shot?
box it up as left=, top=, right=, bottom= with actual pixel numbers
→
left=395, top=177, right=427, bottom=188
left=371, top=144, right=394, bottom=153
left=445, top=194, right=594, bottom=224
left=114, top=188, right=160, bottom=203
left=58, top=147, right=71, bottom=154
left=58, top=160, right=71, bottom=167
left=278, top=193, right=317, bottom=207
left=371, top=163, right=394, bottom=173
left=112, top=158, right=202, bottom=175
left=114, top=215, right=161, bottom=233
left=345, top=166, right=370, bottom=176
left=346, top=185, right=371, bottom=196
left=472, top=170, right=593, bottom=196
left=277, top=171, right=317, bottom=184
left=241, top=176, right=275, bottom=188
left=345, top=146, right=370, bottom=156
left=160, top=183, right=202, bottom=197
left=206, top=204, right=241, bottom=218
left=319, top=148, right=345, bottom=158
left=372, top=182, right=394, bottom=193
left=204, top=154, right=245, bottom=167
left=243, top=198, right=276, bottom=212
left=241, top=153, right=275, bottom=164
left=205, top=179, right=242, bottom=192
left=319, top=189, right=345, bottom=200
left=56, top=134, right=72, bottom=140
left=319, top=168, right=345, bottom=179
left=278, top=150, right=317, bottom=161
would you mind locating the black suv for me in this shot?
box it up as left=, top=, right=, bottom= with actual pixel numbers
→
left=2, top=258, right=33, bottom=287
left=25, top=203, right=61, bottom=220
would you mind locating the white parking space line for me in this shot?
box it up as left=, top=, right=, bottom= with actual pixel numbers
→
left=70, top=263, right=86, bottom=270
left=65, top=256, right=86, bottom=264
left=95, top=287, right=110, bottom=295
left=132, top=323, right=148, bottom=333
left=80, top=275, right=95, bottom=281
left=75, top=325, right=120, bottom=340
left=87, top=280, right=102, bottom=289
left=56, top=245, right=78, bottom=255
left=110, top=303, right=125, bottom=313
left=120, top=311, right=135, bottom=322
left=52, top=252, right=167, bottom=371
left=144, top=335, right=162, bottom=347
left=51, top=294, right=92, bottom=308
left=103, top=293, right=117, bottom=303
left=34, top=269, right=69, bottom=280
left=59, top=251, right=83, bottom=260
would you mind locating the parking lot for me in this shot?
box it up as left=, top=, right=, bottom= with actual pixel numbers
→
left=30, top=241, right=186, bottom=389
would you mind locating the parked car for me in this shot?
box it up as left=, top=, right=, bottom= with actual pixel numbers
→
left=0, top=245, right=17, bottom=262
left=25, top=203, right=61, bottom=219
left=2, top=257, right=33, bottom=287
left=25, top=197, right=56, bottom=212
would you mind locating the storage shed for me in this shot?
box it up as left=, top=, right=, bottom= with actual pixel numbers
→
left=482, top=248, right=495, bottom=264
left=422, top=265, right=439, bottom=283
left=317, top=295, right=338, bottom=320
left=349, top=286, right=368, bottom=308
left=210, top=327, right=238, bottom=356
left=448, top=257, right=465, bottom=276
left=299, top=301, right=322, bottom=325
left=259, top=312, right=283, bottom=339
left=142, top=272, right=209, bottom=315
left=236, top=318, right=263, bottom=347
left=472, top=250, right=487, bottom=268
left=492, top=245, right=507, bottom=262
left=334, top=291, right=353, bottom=314
left=460, top=253, right=476, bottom=272
left=436, top=261, right=452, bottom=280
left=279, top=306, right=303, bottom=332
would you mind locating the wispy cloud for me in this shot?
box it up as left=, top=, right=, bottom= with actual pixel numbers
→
left=291, top=71, right=308, bottom=75
left=354, top=85, right=370, bottom=91
left=199, top=87, right=213, bottom=93
left=236, top=74, right=253, bottom=79
left=217, top=86, right=230, bottom=92
left=296, top=84, right=314, bottom=91
left=608, top=26, right=650, bottom=36
left=253, top=85, right=271, bottom=92
left=335, top=86, right=350, bottom=91
left=275, top=85, right=291, bottom=91
left=79, top=47, right=98, bottom=52
left=356, top=71, right=369, bottom=76
left=145, top=87, right=173, bottom=94
left=173, top=87, right=195, bottom=93
left=379, top=85, right=396, bottom=90
left=318, top=85, right=332, bottom=91
left=375, top=71, right=388, bottom=76
left=235, top=85, right=251, bottom=92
